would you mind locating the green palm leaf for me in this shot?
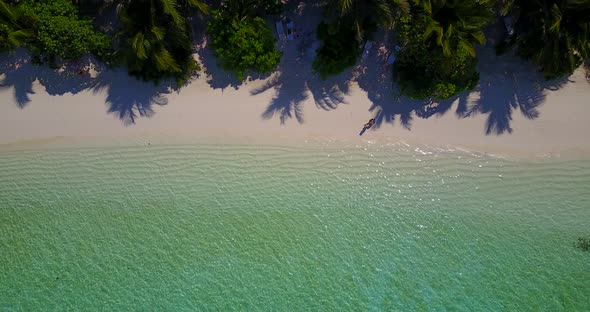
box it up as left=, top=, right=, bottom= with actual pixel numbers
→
left=8, top=29, right=32, bottom=42
left=186, top=0, right=208, bottom=14
left=549, top=4, right=562, bottom=33
left=153, top=47, right=181, bottom=72
left=160, top=0, right=185, bottom=30
left=338, top=0, right=354, bottom=15
left=424, top=23, right=443, bottom=46
left=470, top=31, right=485, bottom=45
left=151, top=26, right=165, bottom=41
left=458, top=39, right=476, bottom=57
left=131, top=31, right=148, bottom=59
left=0, top=0, right=16, bottom=23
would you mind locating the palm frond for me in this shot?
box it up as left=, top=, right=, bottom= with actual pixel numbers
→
left=151, top=26, right=165, bottom=41
left=186, top=0, right=208, bottom=14
left=131, top=31, right=148, bottom=59
left=8, top=29, right=32, bottom=42
left=160, top=0, right=185, bottom=30
left=153, top=47, right=181, bottom=72
left=424, top=23, right=443, bottom=46
left=470, top=31, right=485, bottom=45
left=338, top=0, right=354, bottom=16
left=0, top=0, right=16, bottom=23
left=458, top=39, right=475, bottom=57
left=392, top=0, right=410, bottom=14
left=500, top=0, right=515, bottom=16
left=549, top=4, right=562, bottom=33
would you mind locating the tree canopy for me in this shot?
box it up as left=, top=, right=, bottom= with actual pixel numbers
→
left=1, top=0, right=588, bottom=92
left=207, top=3, right=281, bottom=80
left=20, top=0, right=110, bottom=63
left=327, top=0, right=409, bottom=41
left=0, top=0, right=34, bottom=52
left=501, top=0, right=590, bottom=79
left=312, top=22, right=358, bottom=80
left=394, top=0, right=493, bottom=99
left=118, top=0, right=203, bottom=85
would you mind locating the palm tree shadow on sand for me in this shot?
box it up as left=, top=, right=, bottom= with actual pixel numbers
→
left=0, top=49, right=96, bottom=108
left=249, top=27, right=352, bottom=124
left=191, top=15, right=273, bottom=92
left=250, top=62, right=352, bottom=124
left=0, top=49, right=172, bottom=125
left=355, top=38, right=457, bottom=131
left=91, top=69, right=172, bottom=126
left=356, top=44, right=571, bottom=135
left=461, top=48, right=570, bottom=135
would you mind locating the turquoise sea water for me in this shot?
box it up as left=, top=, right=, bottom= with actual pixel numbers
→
left=0, top=144, right=589, bottom=310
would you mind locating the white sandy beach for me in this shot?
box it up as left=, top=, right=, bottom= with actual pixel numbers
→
left=1, top=5, right=589, bottom=159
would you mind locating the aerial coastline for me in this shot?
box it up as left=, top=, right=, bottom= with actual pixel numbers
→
left=1, top=1, right=590, bottom=309
left=1, top=0, right=589, bottom=159
left=0, top=48, right=589, bottom=159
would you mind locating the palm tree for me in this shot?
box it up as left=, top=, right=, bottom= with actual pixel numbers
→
left=419, top=0, right=493, bottom=57
left=393, top=0, right=492, bottom=99
left=0, top=0, right=33, bottom=52
left=119, top=0, right=202, bottom=82
left=328, top=0, right=410, bottom=41
left=73, top=0, right=207, bottom=15
left=501, top=0, right=590, bottom=79
left=218, top=0, right=257, bottom=18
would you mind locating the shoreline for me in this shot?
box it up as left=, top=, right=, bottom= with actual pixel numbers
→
left=1, top=42, right=590, bottom=162
left=1, top=130, right=589, bottom=163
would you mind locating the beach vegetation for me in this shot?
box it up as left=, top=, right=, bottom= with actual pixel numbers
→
left=207, top=1, right=282, bottom=80
left=260, top=0, right=284, bottom=15
left=72, top=0, right=208, bottom=16
left=394, top=0, right=493, bottom=99
left=117, top=0, right=206, bottom=85
left=498, top=0, right=590, bottom=80
left=312, top=22, right=358, bottom=80
left=18, top=0, right=111, bottom=65
left=313, top=0, right=409, bottom=79
left=327, top=0, right=409, bottom=41
left=0, top=0, right=34, bottom=52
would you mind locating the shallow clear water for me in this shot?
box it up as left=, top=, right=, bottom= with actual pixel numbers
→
left=0, top=144, right=589, bottom=310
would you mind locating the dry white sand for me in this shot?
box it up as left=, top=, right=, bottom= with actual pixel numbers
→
left=1, top=6, right=589, bottom=159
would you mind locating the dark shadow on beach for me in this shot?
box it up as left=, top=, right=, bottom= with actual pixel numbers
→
left=249, top=4, right=352, bottom=124
left=0, top=49, right=96, bottom=108
left=354, top=33, right=457, bottom=131
left=191, top=15, right=271, bottom=92
left=91, top=69, right=172, bottom=126
left=0, top=51, right=36, bottom=108
left=462, top=48, right=569, bottom=135
left=355, top=41, right=571, bottom=135
left=251, top=61, right=352, bottom=124
left=0, top=49, right=172, bottom=125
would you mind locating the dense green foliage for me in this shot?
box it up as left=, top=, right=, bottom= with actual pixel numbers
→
left=312, top=22, right=359, bottom=80
left=327, top=0, right=409, bottom=41
left=0, top=0, right=34, bottom=52
left=20, top=0, right=110, bottom=63
left=118, top=0, right=202, bottom=85
left=261, top=0, right=284, bottom=15
left=500, top=0, right=590, bottom=80
left=313, top=0, right=408, bottom=79
left=207, top=7, right=281, bottom=80
left=2, top=0, right=588, bottom=92
left=394, top=0, right=493, bottom=99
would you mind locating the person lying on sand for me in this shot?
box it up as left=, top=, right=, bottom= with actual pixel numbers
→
left=363, top=118, right=375, bottom=129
